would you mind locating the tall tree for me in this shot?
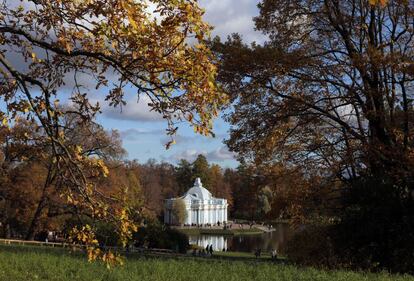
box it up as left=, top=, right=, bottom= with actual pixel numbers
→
left=191, top=154, right=210, bottom=187
left=0, top=0, right=224, bottom=263
left=213, top=0, right=414, bottom=270
left=213, top=0, right=414, bottom=204
left=175, top=159, right=193, bottom=194
left=0, top=114, right=128, bottom=240
left=208, top=164, right=232, bottom=204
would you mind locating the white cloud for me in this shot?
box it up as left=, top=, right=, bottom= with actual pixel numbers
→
left=168, top=146, right=236, bottom=163
left=206, top=146, right=237, bottom=162
left=101, top=95, right=164, bottom=122
left=169, top=149, right=207, bottom=162
left=199, top=0, right=266, bottom=43
left=120, top=128, right=165, bottom=141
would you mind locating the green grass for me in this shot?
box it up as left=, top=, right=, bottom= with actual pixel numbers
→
left=188, top=249, right=282, bottom=261
left=177, top=227, right=263, bottom=236
left=232, top=228, right=264, bottom=235
left=0, top=245, right=413, bottom=281
left=214, top=250, right=273, bottom=259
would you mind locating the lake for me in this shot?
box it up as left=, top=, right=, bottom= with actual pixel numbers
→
left=188, top=223, right=292, bottom=254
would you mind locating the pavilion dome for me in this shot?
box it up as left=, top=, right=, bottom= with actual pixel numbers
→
left=164, top=177, right=228, bottom=225
left=184, top=178, right=212, bottom=200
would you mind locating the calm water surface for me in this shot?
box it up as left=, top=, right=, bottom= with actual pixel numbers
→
left=188, top=223, right=292, bottom=254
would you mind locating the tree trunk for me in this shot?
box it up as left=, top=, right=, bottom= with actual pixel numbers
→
left=25, top=197, right=47, bottom=240
left=25, top=165, right=53, bottom=240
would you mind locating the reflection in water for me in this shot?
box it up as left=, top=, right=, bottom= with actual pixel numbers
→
left=188, top=224, right=292, bottom=254
left=188, top=235, right=227, bottom=251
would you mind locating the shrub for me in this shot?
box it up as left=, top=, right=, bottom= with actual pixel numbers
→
left=332, top=177, right=414, bottom=273
left=287, top=177, right=414, bottom=274
left=133, top=223, right=189, bottom=253
left=286, top=224, right=338, bottom=268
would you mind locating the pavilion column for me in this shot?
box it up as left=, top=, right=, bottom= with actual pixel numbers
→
left=187, top=207, right=191, bottom=225
left=206, top=208, right=209, bottom=224
left=205, top=207, right=208, bottom=224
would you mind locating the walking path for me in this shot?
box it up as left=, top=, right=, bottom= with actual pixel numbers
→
left=176, top=220, right=277, bottom=233
left=0, top=238, right=285, bottom=263
left=226, top=221, right=277, bottom=233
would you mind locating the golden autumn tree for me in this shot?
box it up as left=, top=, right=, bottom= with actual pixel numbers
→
left=0, top=0, right=225, bottom=265
left=0, top=113, right=130, bottom=244
left=213, top=0, right=414, bottom=270
left=213, top=0, right=414, bottom=212
left=171, top=198, right=187, bottom=225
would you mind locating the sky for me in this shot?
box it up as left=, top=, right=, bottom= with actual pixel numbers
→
left=1, top=0, right=264, bottom=168
left=92, top=0, right=265, bottom=168
left=77, top=0, right=262, bottom=168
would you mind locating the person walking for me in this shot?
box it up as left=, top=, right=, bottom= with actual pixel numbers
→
left=255, top=248, right=262, bottom=259
left=209, top=244, right=213, bottom=256
left=270, top=249, right=277, bottom=260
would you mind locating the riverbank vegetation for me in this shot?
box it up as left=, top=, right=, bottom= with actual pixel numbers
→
left=0, top=245, right=412, bottom=281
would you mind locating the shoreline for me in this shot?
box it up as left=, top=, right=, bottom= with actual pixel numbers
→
left=173, top=227, right=265, bottom=236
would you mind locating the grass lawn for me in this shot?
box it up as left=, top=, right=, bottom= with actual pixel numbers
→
left=176, top=227, right=263, bottom=236
left=0, top=244, right=413, bottom=281
left=214, top=250, right=275, bottom=259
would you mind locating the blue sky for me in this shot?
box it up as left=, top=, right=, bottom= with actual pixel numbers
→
left=2, top=0, right=264, bottom=168
left=93, top=0, right=265, bottom=168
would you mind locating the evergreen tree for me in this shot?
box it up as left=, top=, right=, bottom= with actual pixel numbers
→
left=175, top=159, right=193, bottom=194
left=191, top=155, right=210, bottom=187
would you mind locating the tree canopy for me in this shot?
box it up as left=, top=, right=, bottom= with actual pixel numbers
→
left=214, top=0, right=414, bottom=193
left=0, top=0, right=225, bottom=265
left=216, top=0, right=413, bottom=179
left=212, top=0, right=414, bottom=271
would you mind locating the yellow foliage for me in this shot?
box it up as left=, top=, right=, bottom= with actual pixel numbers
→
left=0, top=0, right=225, bottom=267
left=369, top=0, right=388, bottom=6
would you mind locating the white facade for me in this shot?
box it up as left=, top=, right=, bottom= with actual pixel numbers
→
left=188, top=235, right=228, bottom=251
left=164, top=178, right=228, bottom=225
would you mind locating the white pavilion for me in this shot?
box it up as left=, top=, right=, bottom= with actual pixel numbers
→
left=164, top=178, right=228, bottom=225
